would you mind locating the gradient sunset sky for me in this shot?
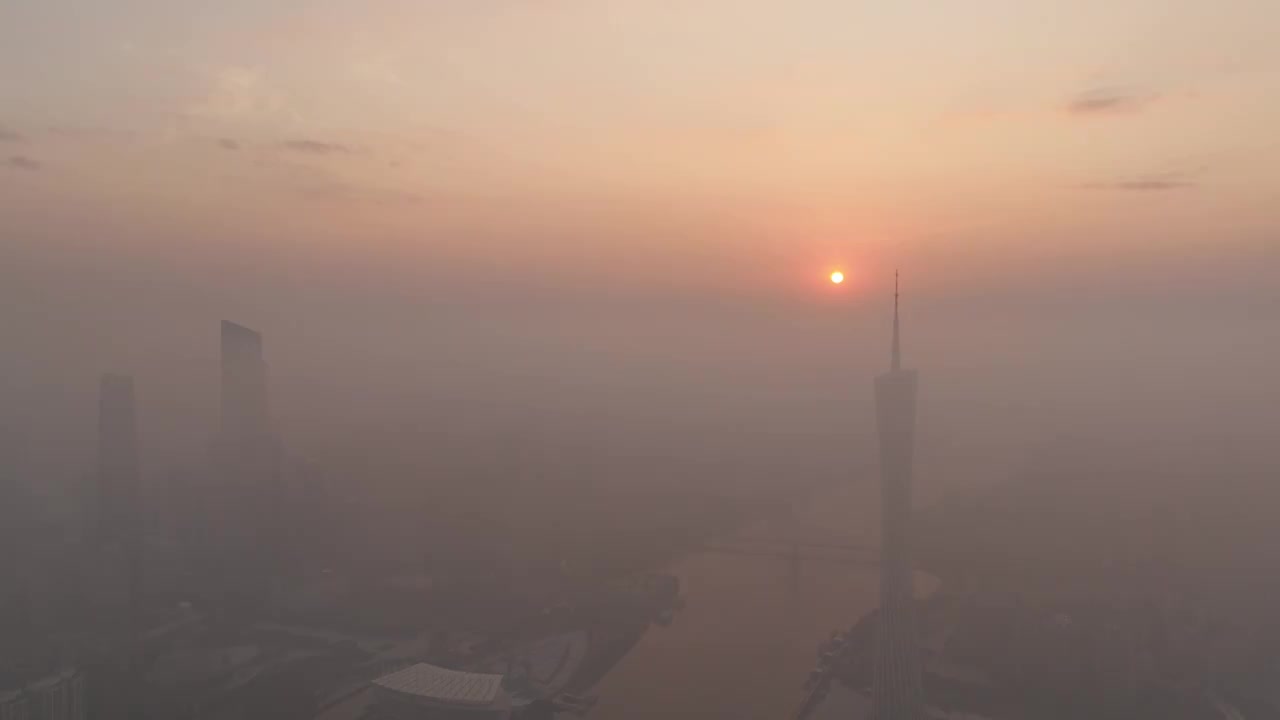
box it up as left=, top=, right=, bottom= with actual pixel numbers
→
left=3, top=0, right=1278, bottom=301
left=3, top=0, right=1280, bottom=508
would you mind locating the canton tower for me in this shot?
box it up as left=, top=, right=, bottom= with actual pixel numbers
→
left=871, top=273, right=924, bottom=720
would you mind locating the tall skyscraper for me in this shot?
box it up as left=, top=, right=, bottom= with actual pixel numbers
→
left=219, top=320, right=271, bottom=446
left=216, top=319, right=281, bottom=493
left=94, top=373, right=145, bottom=634
left=212, top=321, right=282, bottom=612
left=872, top=274, right=924, bottom=720
left=97, top=374, right=139, bottom=544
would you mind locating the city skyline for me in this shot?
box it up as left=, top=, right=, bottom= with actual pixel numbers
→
left=2, top=4, right=1279, bottom=717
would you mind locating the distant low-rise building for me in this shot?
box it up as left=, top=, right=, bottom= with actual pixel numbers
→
left=0, top=690, right=30, bottom=720
left=369, top=663, right=511, bottom=719
left=7, top=669, right=86, bottom=720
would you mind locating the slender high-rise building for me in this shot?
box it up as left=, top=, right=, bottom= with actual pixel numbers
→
left=872, top=273, right=924, bottom=720
left=216, top=319, right=282, bottom=495
left=97, top=373, right=139, bottom=543
left=213, top=320, right=282, bottom=613
left=219, top=320, right=271, bottom=446
left=96, top=373, right=144, bottom=627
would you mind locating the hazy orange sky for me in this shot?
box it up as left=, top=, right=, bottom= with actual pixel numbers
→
left=3, top=1, right=1280, bottom=511
left=3, top=0, right=1278, bottom=300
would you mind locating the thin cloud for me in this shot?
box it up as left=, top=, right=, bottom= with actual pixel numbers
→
left=45, top=126, right=140, bottom=145
left=1112, top=178, right=1195, bottom=191
left=1081, top=171, right=1198, bottom=192
left=1066, top=86, right=1157, bottom=116
left=0, top=128, right=22, bottom=143
left=187, top=66, right=295, bottom=123
left=279, top=139, right=352, bottom=155
left=299, top=180, right=423, bottom=206
left=5, top=155, right=41, bottom=171
left=217, top=138, right=240, bottom=150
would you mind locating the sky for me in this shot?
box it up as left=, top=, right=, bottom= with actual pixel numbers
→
left=2, top=1, right=1278, bottom=503
left=4, top=0, right=1278, bottom=280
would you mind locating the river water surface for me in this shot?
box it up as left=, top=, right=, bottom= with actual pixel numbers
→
left=588, top=482, right=938, bottom=719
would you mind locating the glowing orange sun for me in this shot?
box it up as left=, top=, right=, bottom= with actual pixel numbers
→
left=830, top=271, right=845, bottom=284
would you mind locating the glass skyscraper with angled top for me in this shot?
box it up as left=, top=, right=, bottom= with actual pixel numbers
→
left=212, top=320, right=283, bottom=613
left=219, top=319, right=272, bottom=446
left=97, top=373, right=139, bottom=544
left=872, top=274, right=924, bottom=720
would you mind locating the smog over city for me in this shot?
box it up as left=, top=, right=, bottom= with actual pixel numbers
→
left=2, top=2, right=1279, bottom=719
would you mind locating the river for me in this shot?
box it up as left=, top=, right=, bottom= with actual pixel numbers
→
left=587, top=481, right=938, bottom=719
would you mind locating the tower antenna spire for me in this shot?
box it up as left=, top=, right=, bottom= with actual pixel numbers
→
left=891, top=270, right=901, bottom=371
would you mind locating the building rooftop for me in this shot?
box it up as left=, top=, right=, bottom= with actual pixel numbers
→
left=372, top=664, right=505, bottom=708
left=221, top=319, right=262, bottom=345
